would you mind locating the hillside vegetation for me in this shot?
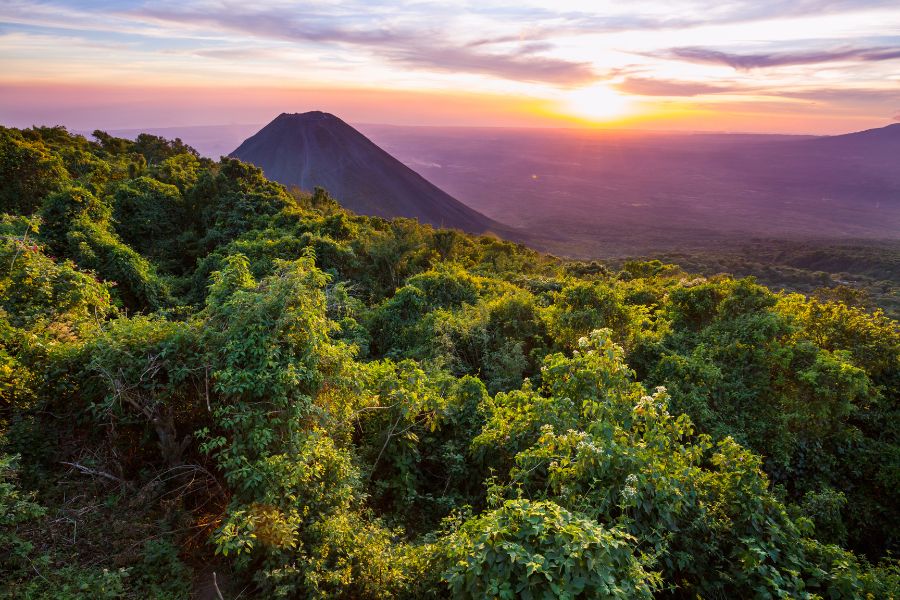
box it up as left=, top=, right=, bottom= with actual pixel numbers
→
left=1, top=125, right=898, bottom=599
left=649, top=239, right=900, bottom=320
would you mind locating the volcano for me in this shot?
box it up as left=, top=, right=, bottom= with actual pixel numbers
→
left=230, top=111, right=502, bottom=234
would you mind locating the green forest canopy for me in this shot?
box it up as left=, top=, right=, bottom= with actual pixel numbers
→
left=0, top=125, right=898, bottom=598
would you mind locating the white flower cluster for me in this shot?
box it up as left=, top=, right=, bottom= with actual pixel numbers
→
left=621, top=474, right=640, bottom=501
left=575, top=436, right=600, bottom=456
left=679, top=277, right=707, bottom=288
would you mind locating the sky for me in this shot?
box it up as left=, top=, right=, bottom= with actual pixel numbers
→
left=1, top=0, right=899, bottom=134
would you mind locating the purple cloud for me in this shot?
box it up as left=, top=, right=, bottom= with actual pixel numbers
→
left=131, top=6, right=596, bottom=85
left=773, top=88, right=900, bottom=106
left=382, top=46, right=595, bottom=85
left=615, top=77, right=743, bottom=96
left=661, top=46, right=900, bottom=69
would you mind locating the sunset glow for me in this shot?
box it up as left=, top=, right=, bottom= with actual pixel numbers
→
left=1, top=1, right=898, bottom=133
left=563, top=85, right=633, bottom=121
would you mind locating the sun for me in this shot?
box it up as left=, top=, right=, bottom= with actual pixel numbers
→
left=563, top=85, right=632, bottom=122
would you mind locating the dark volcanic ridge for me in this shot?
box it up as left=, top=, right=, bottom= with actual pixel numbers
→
left=230, top=111, right=505, bottom=235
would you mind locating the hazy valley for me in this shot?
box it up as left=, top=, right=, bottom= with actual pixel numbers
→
left=364, top=124, right=900, bottom=255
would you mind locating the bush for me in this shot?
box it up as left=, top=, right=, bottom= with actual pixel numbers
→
left=442, top=498, right=658, bottom=600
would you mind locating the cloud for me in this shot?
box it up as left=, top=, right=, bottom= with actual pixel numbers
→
left=4, top=0, right=899, bottom=97
left=894, top=110, right=900, bottom=121
left=772, top=87, right=900, bottom=105
left=660, top=46, right=900, bottom=69
left=190, top=47, right=284, bottom=60
left=382, top=46, right=595, bottom=85
left=684, top=0, right=898, bottom=22
left=468, top=1, right=900, bottom=37
left=133, top=6, right=412, bottom=45
left=611, top=79, right=900, bottom=109
left=130, top=5, right=596, bottom=85
left=615, top=77, right=742, bottom=96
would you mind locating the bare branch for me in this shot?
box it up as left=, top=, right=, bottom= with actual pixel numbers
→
left=213, top=571, right=226, bottom=600
left=60, top=461, right=126, bottom=485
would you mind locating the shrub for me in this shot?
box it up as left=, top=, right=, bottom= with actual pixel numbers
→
left=442, top=498, right=658, bottom=600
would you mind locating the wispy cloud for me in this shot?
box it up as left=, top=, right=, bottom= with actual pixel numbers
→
left=189, top=47, right=285, bottom=61
left=774, top=88, right=900, bottom=104
left=132, top=5, right=411, bottom=46
left=660, top=46, right=900, bottom=69
left=465, top=0, right=900, bottom=37
left=130, top=4, right=596, bottom=85
left=676, top=0, right=898, bottom=22
left=615, top=77, right=743, bottom=96
left=382, top=46, right=595, bottom=85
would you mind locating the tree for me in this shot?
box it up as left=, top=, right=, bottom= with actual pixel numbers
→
left=0, top=128, right=69, bottom=214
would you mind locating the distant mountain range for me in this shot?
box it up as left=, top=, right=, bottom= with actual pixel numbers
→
left=805, top=122, right=900, bottom=153
left=795, top=122, right=900, bottom=171
left=229, top=112, right=501, bottom=235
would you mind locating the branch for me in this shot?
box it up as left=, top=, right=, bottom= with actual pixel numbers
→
left=60, top=461, right=127, bottom=485
left=213, top=571, right=225, bottom=600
